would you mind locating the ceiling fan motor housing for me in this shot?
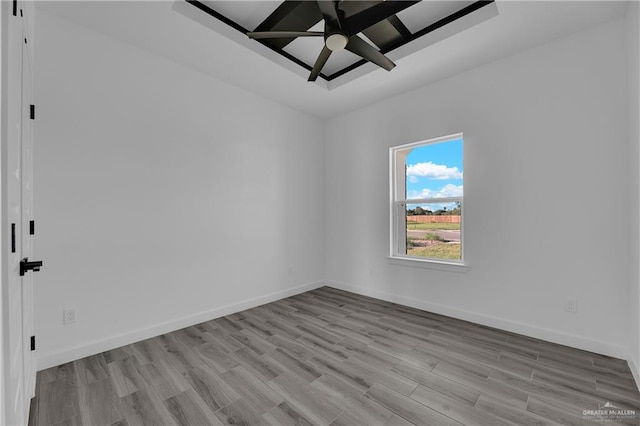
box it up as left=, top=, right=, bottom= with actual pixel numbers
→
left=325, top=32, right=348, bottom=51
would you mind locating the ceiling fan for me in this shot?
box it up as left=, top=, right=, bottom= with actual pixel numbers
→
left=247, top=1, right=420, bottom=81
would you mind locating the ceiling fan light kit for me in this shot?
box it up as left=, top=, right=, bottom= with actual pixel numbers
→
left=325, top=33, right=348, bottom=52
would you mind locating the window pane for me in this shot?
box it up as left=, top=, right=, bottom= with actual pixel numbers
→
left=406, top=139, right=463, bottom=200
left=406, top=202, right=461, bottom=261
left=391, top=134, right=464, bottom=263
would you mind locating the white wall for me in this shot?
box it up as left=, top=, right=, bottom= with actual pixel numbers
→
left=325, top=19, right=631, bottom=357
left=34, top=11, right=325, bottom=369
left=33, top=5, right=638, bottom=370
left=628, top=1, right=640, bottom=382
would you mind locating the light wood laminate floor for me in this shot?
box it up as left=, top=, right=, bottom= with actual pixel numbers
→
left=29, top=287, right=640, bottom=425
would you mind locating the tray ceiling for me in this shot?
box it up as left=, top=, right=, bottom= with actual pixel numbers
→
left=35, top=1, right=630, bottom=118
left=186, top=1, right=495, bottom=82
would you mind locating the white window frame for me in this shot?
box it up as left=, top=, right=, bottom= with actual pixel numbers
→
left=389, top=133, right=466, bottom=269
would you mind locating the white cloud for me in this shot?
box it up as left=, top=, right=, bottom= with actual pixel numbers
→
left=435, top=184, right=464, bottom=198
left=408, top=184, right=463, bottom=200
left=406, top=162, right=462, bottom=180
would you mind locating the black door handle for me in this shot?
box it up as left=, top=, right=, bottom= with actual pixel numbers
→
left=20, top=257, right=43, bottom=276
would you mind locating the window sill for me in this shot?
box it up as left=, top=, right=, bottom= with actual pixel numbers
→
left=387, top=256, right=469, bottom=273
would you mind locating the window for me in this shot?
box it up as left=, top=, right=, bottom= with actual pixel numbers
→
left=390, top=133, right=464, bottom=264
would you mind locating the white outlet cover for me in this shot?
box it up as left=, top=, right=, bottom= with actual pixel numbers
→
left=63, top=308, right=76, bottom=324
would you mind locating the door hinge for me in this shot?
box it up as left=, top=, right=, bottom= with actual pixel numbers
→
left=20, top=9, right=23, bottom=17
left=30, top=105, right=35, bottom=120
left=30, top=336, right=35, bottom=351
left=29, top=220, right=35, bottom=235
left=11, top=223, right=16, bottom=253
left=12, top=0, right=17, bottom=16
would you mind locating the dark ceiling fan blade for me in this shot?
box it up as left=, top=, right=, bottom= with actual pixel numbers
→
left=345, top=35, right=395, bottom=71
left=253, top=1, right=324, bottom=49
left=344, top=1, right=420, bottom=35
left=308, top=46, right=332, bottom=81
left=247, top=31, right=324, bottom=39
left=317, top=0, right=341, bottom=27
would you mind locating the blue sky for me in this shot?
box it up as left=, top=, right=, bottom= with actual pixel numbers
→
left=406, top=137, right=463, bottom=209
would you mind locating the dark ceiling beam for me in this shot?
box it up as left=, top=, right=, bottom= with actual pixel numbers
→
left=339, top=1, right=406, bottom=51
left=185, top=0, right=249, bottom=34
left=186, top=1, right=327, bottom=80
left=255, top=1, right=323, bottom=49
left=343, top=1, right=420, bottom=35
left=409, top=0, right=493, bottom=41
left=327, top=0, right=495, bottom=81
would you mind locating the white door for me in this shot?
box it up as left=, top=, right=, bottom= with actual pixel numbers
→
left=21, top=11, right=36, bottom=402
left=2, top=1, right=36, bottom=424
left=5, top=5, right=27, bottom=424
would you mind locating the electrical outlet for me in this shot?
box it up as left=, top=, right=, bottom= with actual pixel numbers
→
left=567, top=299, right=578, bottom=313
left=63, top=308, right=76, bottom=324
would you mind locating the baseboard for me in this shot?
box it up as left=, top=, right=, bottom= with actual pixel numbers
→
left=37, top=280, right=325, bottom=371
left=326, top=280, right=629, bottom=360
left=628, top=358, right=640, bottom=393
